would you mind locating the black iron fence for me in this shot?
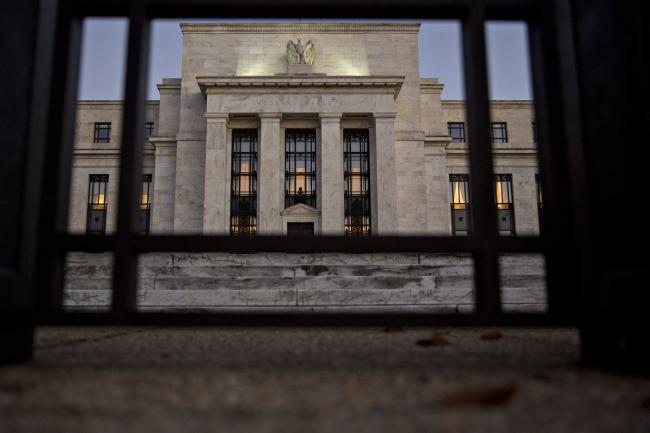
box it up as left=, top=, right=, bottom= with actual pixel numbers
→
left=8, top=0, right=589, bottom=328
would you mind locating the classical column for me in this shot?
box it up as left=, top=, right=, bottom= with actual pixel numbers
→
left=150, top=137, right=177, bottom=234
left=258, top=113, right=283, bottom=234
left=373, top=113, right=398, bottom=234
left=319, top=113, right=344, bottom=235
left=202, top=113, right=229, bottom=234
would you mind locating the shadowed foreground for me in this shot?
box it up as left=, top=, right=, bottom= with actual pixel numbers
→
left=1, top=327, right=649, bottom=433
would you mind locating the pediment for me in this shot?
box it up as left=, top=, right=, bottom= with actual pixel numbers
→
left=280, top=203, right=320, bottom=216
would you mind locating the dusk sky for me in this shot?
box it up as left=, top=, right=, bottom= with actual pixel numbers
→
left=77, top=19, right=532, bottom=101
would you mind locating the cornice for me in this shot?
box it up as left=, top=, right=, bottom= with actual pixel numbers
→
left=181, top=23, right=421, bottom=34
left=197, top=75, right=405, bottom=98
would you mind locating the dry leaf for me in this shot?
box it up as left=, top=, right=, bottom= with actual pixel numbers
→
left=439, top=384, right=516, bottom=407
left=480, top=330, right=503, bottom=340
left=382, top=326, right=405, bottom=333
left=416, top=335, right=450, bottom=347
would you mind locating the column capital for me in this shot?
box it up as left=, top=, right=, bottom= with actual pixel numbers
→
left=319, top=112, right=343, bottom=122
left=205, top=112, right=229, bottom=123
left=373, top=112, right=397, bottom=122
left=259, top=112, right=282, bottom=121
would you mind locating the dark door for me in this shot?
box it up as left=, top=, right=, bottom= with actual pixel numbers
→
left=287, top=222, right=314, bottom=236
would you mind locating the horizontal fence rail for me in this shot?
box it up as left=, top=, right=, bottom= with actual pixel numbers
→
left=21, top=0, right=586, bottom=328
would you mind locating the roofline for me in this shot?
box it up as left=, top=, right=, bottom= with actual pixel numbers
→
left=180, top=22, right=421, bottom=34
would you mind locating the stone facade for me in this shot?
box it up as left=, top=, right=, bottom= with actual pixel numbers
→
left=66, top=23, right=542, bottom=310
left=70, top=23, right=539, bottom=237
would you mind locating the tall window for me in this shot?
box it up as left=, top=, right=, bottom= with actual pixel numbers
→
left=495, top=174, right=515, bottom=236
left=490, top=122, right=508, bottom=143
left=285, top=129, right=316, bottom=208
left=144, top=122, right=154, bottom=140
left=449, top=174, right=472, bottom=236
left=139, top=174, right=152, bottom=234
left=230, top=129, right=257, bottom=235
left=93, top=122, right=111, bottom=143
left=343, top=129, right=371, bottom=236
left=448, top=122, right=466, bottom=143
left=86, top=174, right=108, bottom=235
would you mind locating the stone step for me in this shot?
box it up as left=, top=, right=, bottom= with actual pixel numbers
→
left=63, top=286, right=545, bottom=309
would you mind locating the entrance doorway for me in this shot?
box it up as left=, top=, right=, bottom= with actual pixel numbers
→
left=287, top=222, right=315, bottom=236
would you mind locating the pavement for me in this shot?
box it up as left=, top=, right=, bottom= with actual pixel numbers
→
left=1, top=326, right=649, bottom=433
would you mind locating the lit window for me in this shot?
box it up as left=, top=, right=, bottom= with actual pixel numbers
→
left=285, top=129, right=316, bottom=208
left=449, top=174, right=471, bottom=236
left=494, top=174, right=515, bottom=236
left=139, top=174, right=152, bottom=234
left=490, top=122, right=508, bottom=143
left=344, top=129, right=371, bottom=236
left=230, top=129, right=257, bottom=236
left=448, top=122, right=465, bottom=143
left=93, top=122, right=111, bottom=143
left=86, top=174, right=108, bottom=235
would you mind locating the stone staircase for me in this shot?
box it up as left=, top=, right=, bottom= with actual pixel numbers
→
left=64, top=252, right=547, bottom=312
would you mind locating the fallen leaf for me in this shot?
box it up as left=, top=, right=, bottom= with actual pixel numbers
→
left=480, top=330, right=503, bottom=340
left=382, top=326, right=404, bottom=333
left=439, top=384, right=517, bottom=407
left=416, top=335, right=450, bottom=347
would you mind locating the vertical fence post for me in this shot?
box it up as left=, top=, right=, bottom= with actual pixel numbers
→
left=112, top=0, right=150, bottom=315
left=462, top=3, right=501, bottom=318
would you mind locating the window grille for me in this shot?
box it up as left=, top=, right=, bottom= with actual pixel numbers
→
left=86, top=174, right=108, bottom=235
left=450, top=174, right=472, bottom=236
left=490, top=122, right=508, bottom=143
left=494, top=174, right=515, bottom=236
left=285, top=129, right=316, bottom=209
left=448, top=122, right=466, bottom=143
left=344, top=129, right=371, bottom=236
left=139, top=174, right=152, bottom=234
left=93, top=122, right=111, bottom=143
left=230, top=129, right=258, bottom=236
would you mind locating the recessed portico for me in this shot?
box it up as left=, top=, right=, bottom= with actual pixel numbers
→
left=198, top=75, right=402, bottom=235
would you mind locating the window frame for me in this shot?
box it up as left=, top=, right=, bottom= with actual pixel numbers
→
left=230, top=129, right=258, bottom=236
left=494, top=173, right=516, bottom=236
left=448, top=122, right=466, bottom=143
left=86, top=174, right=109, bottom=235
left=490, top=122, right=508, bottom=143
left=343, top=129, right=371, bottom=236
left=93, top=122, right=111, bottom=143
left=284, top=128, right=317, bottom=209
left=449, top=174, right=472, bottom=236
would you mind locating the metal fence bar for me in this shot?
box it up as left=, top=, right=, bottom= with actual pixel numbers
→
left=462, top=2, right=502, bottom=318
left=112, top=1, right=150, bottom=315
left=27, top=0, right=571, bottom=327
left=56, top=234, right=543, bottom=254
left=34, top=3, right=82, bottom=313
left=0, top=311, right=574, bottom=328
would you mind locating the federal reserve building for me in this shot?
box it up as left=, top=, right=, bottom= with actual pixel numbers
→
left=66, top=23, right=545, bottom=311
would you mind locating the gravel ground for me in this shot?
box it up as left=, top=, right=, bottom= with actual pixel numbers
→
left=1, top=327, right=649, bottom=433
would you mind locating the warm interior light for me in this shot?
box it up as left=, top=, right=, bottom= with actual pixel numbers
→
left=351, top=167, right=361, bottom=193
left=453, top=181, right=466, bottom=209
left=496, top=181, right=508, bottom=209
left=239, top=162, right=250, bottom=194
left=296, top=167, right=306, bottom=194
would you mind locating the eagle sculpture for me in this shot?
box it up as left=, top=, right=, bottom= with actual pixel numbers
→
left=287, top=38, right=315, bottom=65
